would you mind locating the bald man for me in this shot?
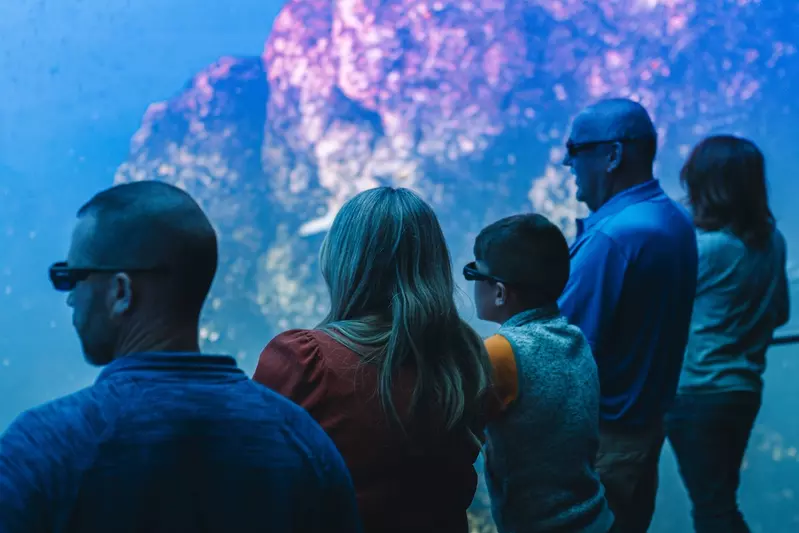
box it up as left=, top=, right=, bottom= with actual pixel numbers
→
left=0, top=182, right=362, bottom=533
left=558, top=99, right=698, bottom=532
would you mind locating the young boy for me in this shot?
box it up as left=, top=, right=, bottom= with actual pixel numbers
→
left=465, top=213, right=614, bottom=533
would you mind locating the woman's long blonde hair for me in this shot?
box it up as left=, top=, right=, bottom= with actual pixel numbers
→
left=318, top=187, right=492, bottom=435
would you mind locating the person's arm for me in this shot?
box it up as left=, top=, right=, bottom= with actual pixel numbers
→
left=775, top=268, right=791, bottom=329
left=483, top=334, right=518, bottom=423
left=772, top=230, right=791, bottom=329
left=256, top=332, right=360, bottom=530
left=253, top=330, right=328, bottom=411
left=558, top=232, right=629, bottom=355
left=0, top=412, right=53, bottom=533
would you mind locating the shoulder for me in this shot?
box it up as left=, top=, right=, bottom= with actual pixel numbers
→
left=239, top=380, right=349, bottom=487
left=603, top=195, right=693, bottom=241
left=696, top=227, right=740, bottom=248
left=483, top=334, right=518, bottom=413
left=575, top=229, right=629, bottom=266
left=507, top=316, right=590, bottom=355
left=248, top=380, right=345, bottom=468
left=258, top=328, right=361, bottom=372
left=484, top=333, right=517, bottom=377
left=2, top=386, right=103, bottom=452
left=559, top=320, right=596, bottom=362
left=485, top=333, right=514, bottom=359
left=265, top=328, right=323, bottom=352
left=579, top=226, right=625, bottom=253
left=772, top=226, right=788, bottom=253
left=258, top=329, right=326, bottom=368
left=696, top=229, right=746, bottom=262
left=248, top=379, right=321, bottom=430
left=262, top=328, right=351, bottom=356
left=254, top=328, right=361, bottom=408
left=0, top=387, right=102, bottom=489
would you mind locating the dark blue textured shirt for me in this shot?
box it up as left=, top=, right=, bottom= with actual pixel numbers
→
left=558, top=180, right=698, bottom=427
left=0, top=352, right=363, bottom=533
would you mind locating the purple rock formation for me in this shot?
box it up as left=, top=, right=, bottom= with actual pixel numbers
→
left=115, top=56, right=290, bottom=353
left=115, top=0, right=798, bottom=359
left=263, top=0, right=797, bottom=235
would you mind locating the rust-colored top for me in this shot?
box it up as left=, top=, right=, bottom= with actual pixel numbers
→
left=253, top=329, right=481, bottom=533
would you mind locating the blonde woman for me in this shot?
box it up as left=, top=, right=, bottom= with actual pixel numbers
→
left=254, top=187, right=494, bottom=533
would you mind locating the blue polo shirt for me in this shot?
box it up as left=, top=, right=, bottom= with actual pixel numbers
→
left=558, top=179, right=698, bottom=427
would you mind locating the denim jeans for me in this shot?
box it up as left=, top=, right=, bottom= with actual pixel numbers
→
left=665, top=391, right=761, bottom=533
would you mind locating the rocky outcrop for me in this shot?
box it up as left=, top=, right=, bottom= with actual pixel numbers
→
left=115, top=57, right=283, bottom=353
left=115, top=0, right=798, bottom=357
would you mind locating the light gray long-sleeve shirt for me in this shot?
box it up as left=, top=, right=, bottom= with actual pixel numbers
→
left=678, top=227, right=790, bottom=394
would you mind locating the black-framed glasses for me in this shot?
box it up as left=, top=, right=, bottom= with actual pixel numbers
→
left=463, top=262, right=509, bottom=284
left=565, top=137, right=653, bottom=159
left=48, top=261, right=166, bottom=292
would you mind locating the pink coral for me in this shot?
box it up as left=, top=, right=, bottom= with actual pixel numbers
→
left=115, top=0, right=798, bottom=356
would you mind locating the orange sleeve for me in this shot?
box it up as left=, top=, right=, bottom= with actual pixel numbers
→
left=484, top=334, right=518, bottom=411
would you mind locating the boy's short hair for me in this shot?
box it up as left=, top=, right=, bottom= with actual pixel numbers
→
left=474, top=214, right=570, bottom=307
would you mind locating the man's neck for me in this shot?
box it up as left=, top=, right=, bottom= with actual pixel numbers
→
left=613, top=172, right=653, bottom=196
left=595, top=173, right=653, bottom=212
left=114, top=322, right=200, bottom=358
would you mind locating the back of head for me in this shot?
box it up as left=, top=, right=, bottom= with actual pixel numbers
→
left=680, top=135, right=774, bottom=248
left=474, top=214, right=570, bottom=308
left=78, top=180, right=218, bottom=322
left=583, top=97, right=658, bottom=172
left=318, top=187, right=492, bottom=432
